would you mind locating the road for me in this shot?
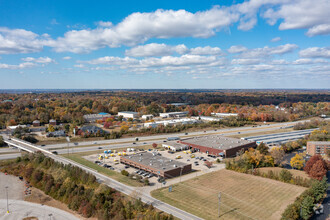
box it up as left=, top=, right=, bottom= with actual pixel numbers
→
left=1, top=137, right=202, bottom=220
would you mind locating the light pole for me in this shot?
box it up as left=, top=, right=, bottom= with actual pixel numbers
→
left=5, top=186, right=9, bottom=213
left=218, top=192, right=221, bottom=217
left=180, top=167, right=184, bottom=183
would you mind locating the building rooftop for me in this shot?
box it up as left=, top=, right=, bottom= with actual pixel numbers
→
left=308, top=141, right=330, bottom=145
left=163, top=142, right=188, bottom=150
left=181, top=135, right=254, bottom=150
left=118, top=111, right=138, bottom=114
left=121, top=152, right=188, bottom=172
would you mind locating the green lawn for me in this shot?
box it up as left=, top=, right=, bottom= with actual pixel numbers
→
left=62, top=154, right=144, bottom=187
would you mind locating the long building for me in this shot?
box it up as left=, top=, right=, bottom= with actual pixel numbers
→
left=159, top=111, right=189, bottom=118
left=118, top=111, right=138, bottom=119
left=179, top=135, right=256, bottom=157
left=120, top=152, right=191, bottom=178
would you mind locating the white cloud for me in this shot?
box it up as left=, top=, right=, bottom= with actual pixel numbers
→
left=227, top=45, right=248, bottom=53
left=189, top=46, right=223, bottom=55
left=96, top=21, right=113, bottom=27
left=0, top=62, right=36, bottom=69
left=231, top=58, right=261, bottom=65
left=239, top=44, right=298, bottom=58
left=50, top=19, right=59, bottom=25
left=0, top=27, right=49, bottom=54
left=62, top=56, right=72, bottom=60
left=271, top=37, right=281, bottom=42
left=22, top=56, right=55, bottom=64
left=262, top=0, right=330, bottom=36
left=299, top=47, right=330, bottom=58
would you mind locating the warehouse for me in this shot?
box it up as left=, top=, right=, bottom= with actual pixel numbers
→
left=159, top=111, right=188, bottom=118
left=179, top=135, right=256, bottom=157
left=118, top=111, right=138, bottom=119
left=162, top=142, right=189, bottom=152
left=120, top=152, right=192, bottom=178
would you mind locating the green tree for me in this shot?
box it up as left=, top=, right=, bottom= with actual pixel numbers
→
left=300, top=196, right=314, bottom=220
left=48, top=124, right=55, bottom=132
left=279, top=169, right=293, bottom=183
left=0, top=136, right=5, bottom=147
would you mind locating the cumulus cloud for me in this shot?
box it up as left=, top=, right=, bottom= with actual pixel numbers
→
left=227, top=45, right=248, bottom=53
left=239, top=44, right=298, bottom=58
left=21, top=56, right=55, bottom=64
left=0, top=62, right=36, bottom=69
left=262, top=0, right=330, bottom=36
left=0, top=27, right=49, bottom=54
left=125, top=43, right=223, bottom=57
left=96, top=21, right=113, bottom=27
left=299, top=47, right=330, bottom=58
left=62, top=56, right=72, bottom=60
left=231, top=58, right=261, bottom=65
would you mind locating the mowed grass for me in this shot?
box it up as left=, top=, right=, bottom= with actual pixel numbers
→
left=227, top=127, right=293, bottom=139
left=62, top=154, right=144, bottom=187
left=151, top=169, right=306, bottom=220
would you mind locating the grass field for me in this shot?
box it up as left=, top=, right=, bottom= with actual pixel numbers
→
left=62, top=154, right=144, bottom=187
left=258, top=167, right=310, bottom=179
left=151, top=169, right=306, bottom=220
left=227, top=128, right=293, bottom=139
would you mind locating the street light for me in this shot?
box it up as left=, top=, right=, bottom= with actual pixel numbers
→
left=5, top=186, right=9, bottom=213
left=48, top=213, right=53, bottom=220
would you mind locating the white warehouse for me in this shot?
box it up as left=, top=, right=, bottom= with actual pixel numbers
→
left=118, top=111, right=138, bottom=119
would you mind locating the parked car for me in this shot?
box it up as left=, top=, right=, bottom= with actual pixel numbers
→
left=52, top=151, right=58, bottom=155
left=98, top=147, right=102, bottom=149
left=185, top=133, right=188, bottom=135
left=124, top=165, right=129, bottom=169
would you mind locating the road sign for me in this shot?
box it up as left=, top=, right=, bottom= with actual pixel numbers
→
left=169, top=186, right=172, bottom=192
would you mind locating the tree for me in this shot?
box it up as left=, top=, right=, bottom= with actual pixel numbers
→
left=48, top=124, right=55, bottom=132
left=279, top=169, right=293, bottom=183
left=309, top=160, right=327, bottom=180
left=120, top=125, right=129, bottom=133
left=257, top=143, right=269, bottom=155
left=300, top=196, right=314, bottom=220
left=0, top=136, right=5, bottom=147
left=304, top=155, right=324, bottom=175
left=270, top=147, right=285, bottom=166
left=290, top=153, right=305, bottom=170
left=152, top=143, right=158, bottom=149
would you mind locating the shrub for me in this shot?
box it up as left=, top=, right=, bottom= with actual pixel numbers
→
left=121, top=170, right=129, bottom=176
left=279, top=169, right=293, bottom=183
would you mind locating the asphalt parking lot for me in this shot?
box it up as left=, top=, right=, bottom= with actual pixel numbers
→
left=84, top=147, right=223, bottom=185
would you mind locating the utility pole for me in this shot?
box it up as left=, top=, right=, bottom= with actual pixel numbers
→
left=5, top=186, right=9, bottom=213
left=180, top=167, right=183, bottom=183
left=218, top=192, right=221, bottom=217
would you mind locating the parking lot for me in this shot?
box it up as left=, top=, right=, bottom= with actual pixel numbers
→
left=83, top=146, right=224, bottom=186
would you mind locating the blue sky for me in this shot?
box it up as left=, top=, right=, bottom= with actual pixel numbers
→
left=0, top=0, right=329, bottom=89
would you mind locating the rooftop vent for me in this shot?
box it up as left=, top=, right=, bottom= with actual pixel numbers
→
left=173, top=165, right=177, bottom=167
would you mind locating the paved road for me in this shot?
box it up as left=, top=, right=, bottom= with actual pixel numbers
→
left=1, top=137, right=202, bottom=220
left=0, top=199, right=80, bottom=220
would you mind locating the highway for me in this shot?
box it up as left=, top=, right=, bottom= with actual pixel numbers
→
left=1, top=136, right=202, bottom=220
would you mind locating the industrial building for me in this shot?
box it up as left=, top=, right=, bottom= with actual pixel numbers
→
left=179, top=135, right=256, bottom=157
left=159, top=111, right=189, bottom=118
left=49, top=119, right=57, bottom=125
left=32, top=120, right=40, bottom=127
left=194, top=116, right=221, bottom=122
left=120, top=152, right=192, bottom=178
left=83, top=113, right=111, bottom=122
left=142, top=114, right=154, bottom=120
left=307, top=141, right=330, bottom=156
left=162, top=142, right=189, bottom=152
left=144, top=118, right=199, bottom=128
left=118, top=111, right=138, bottom=119
left=212, top=113, right=238, bottom=117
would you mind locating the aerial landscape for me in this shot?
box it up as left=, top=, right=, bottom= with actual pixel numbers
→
left=0, top=0, right=329, bottom=220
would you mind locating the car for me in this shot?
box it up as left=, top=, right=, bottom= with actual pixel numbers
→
left=163, top=140, right=167, bottom=142
left=133, top=142, right=136, bottom=144
left=196, top=157, right=199, bottom=160
left=143, top=142, right=147, bottom=144
left=94, top=161, right=100, bottom=164
left=185, top=133, right=188, bottom=135
left=214, top=129, right=217, bottom=131
left=98, top=147, right=102, bottom=149
left=238, top=132, right=241, bottom=134
left=135, top=170, right=140, bottom=174
left=195, top=163, right=199, bottom=166
left=74, top=142, right=78, bottom=145
left=94, top=142, right=97, bottom=144
left=41, top=144, right=46, bottom=146
left=124, top=165, right=129, bottom=169
left=52, top=151, right=58, bottom=155
left=103, top=164, right=109, bottom=168
left=204, top=131, right=206, bottom=133
left=203, top=159, right=207, bottom=161
left=109, top=167, right=115, bottom=170
left=187, top=159, right=190, bottom=161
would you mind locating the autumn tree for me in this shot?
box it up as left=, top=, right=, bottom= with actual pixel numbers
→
left=304, top=155, right=324, bottom=174
left=120, top=125, right=129, bottom=133
left=152, top=143, right=158, bottom=149
left=290, top=153, right=305, bottom=170
left=256, top=143, right=269, bottom=155
left=309, top=160, right=327, bottom=180
left=270, top=147, right=285, bottom=166
left=48, top=124, right=55, bottom=132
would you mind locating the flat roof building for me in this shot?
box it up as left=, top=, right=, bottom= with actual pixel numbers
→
left=162, top=142, right=189, bottom=152
left=179, top=135, right=256, bottom=157
left=118, top=111, right=138, bottom=119
left=83, top=113, right=111, bottom=122
left=307, top=141, right=330, bottom=156
left=159, top=111, right=189, bottom=118
left=120, top=152, right=192, bottom=178
left=212, top=113, right=238, bottom=117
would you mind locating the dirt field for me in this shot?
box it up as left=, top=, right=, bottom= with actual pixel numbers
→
left=151, top=169, right=306, bottom=220
left=258, top=167, right=310, bottom=179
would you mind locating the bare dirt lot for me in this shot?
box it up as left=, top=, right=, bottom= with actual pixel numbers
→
left=151, top=169, right=306, bottom=220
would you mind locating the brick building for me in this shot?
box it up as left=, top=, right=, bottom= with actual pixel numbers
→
left=179, top=135, right=257, bottom=157
left=120, top=152, right=191, bottom=178
left=307, top=141, right=330, bottom=156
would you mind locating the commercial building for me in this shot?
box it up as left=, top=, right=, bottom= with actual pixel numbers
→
left=142, top=114, right=154, bottom=120
left=307, top=141, right=330, bottom=156
left=118, top=111, right=138, bottom=119
left=159, top=111, right=189, bottom=118
left=162, top=142, right=189, bottom=152
left=195, top=116, right=221, bottom=122
left=212, top=113, right=238, bottom=117
left=120, top=152, right=192, bottom=178
left=83, top=113, right=111, bottom=122
left=179, top=135, right=256, bottom=157
left=144, top=118, right=199, bottom=128
left=32, top=120, right=40, bottom=127
left=49, top=119, right=57, bottom=125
